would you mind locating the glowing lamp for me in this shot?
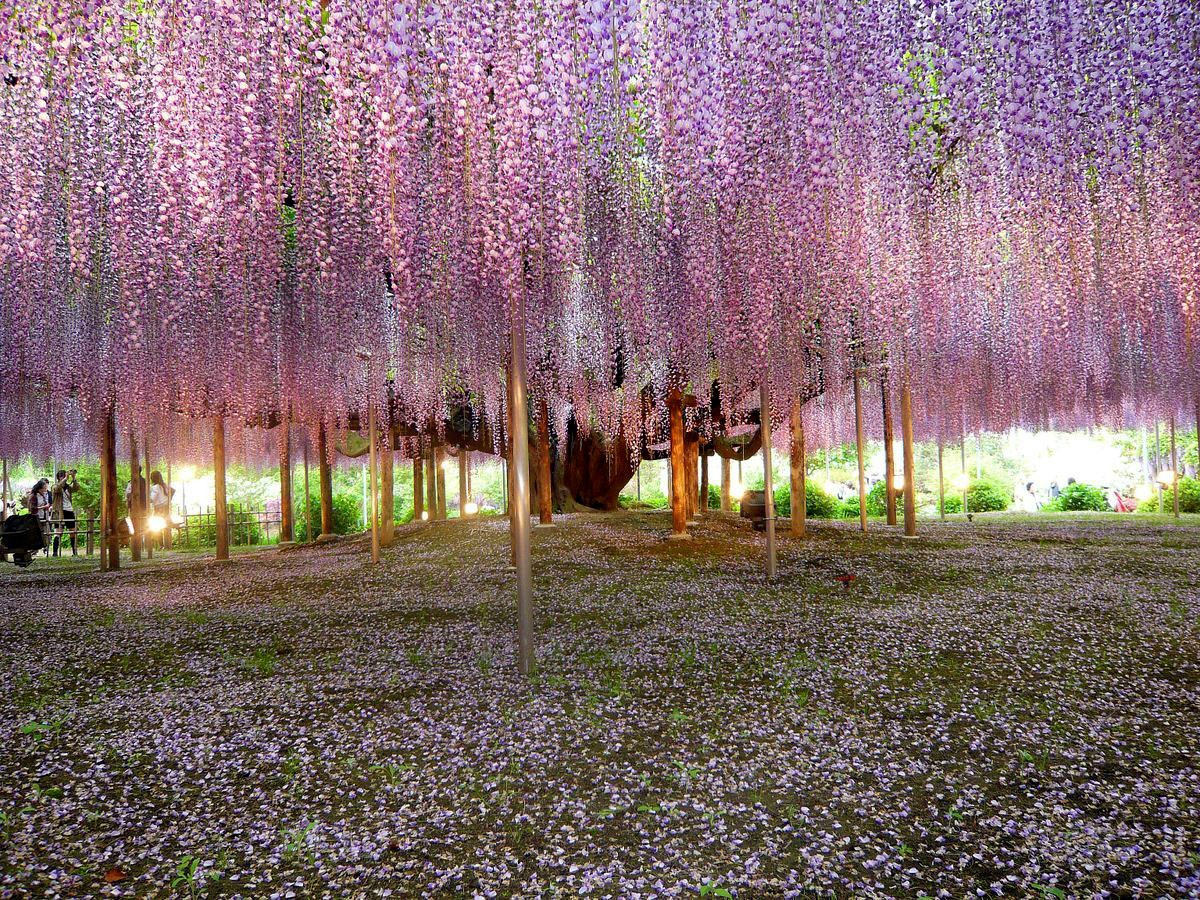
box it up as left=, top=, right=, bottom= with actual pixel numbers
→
left=891, top=474, right=905, bottom=491
left=147, top=515, right=167, bottom=532
left=951, top=473, right=971, bottom=491
left=1156, top=469, right=1176, bottom=486
left=176, top=466, right=196, bottom=483
left=1132, top=483, right=1155, bottom=503
left=730, top=480, right=746, bottom=498
left=463, top=501, right=478, bottom=516
left=420, top=510, right=429, bottom=521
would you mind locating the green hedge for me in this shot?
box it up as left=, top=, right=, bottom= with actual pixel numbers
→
left=1137, top=477, right=1200, bottom=514
left=772, top=481, right=842, bottom=519
left=964, top=478, right=1011, bottom=513
left=1045, top=482, right=1109, bottom=512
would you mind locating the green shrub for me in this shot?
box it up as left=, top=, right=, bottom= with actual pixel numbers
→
left=866, top=480, right=889, bottom=517
left=840, top=495, right=860, bottom=519
left=1046, top=482, right=1109, bottom=512
left=939, top=493, right=963, bottom=514
left=707, top=483, right=721, bottom=509
left=964, top=478, right=1010, bottom=513
left=772, top=480, right=843, bottom=519
left=294, top=492, right=365, bottom=540
left=1137, top=477, right=1200, bottom=514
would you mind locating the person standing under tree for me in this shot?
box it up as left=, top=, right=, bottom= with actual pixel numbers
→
left=51, top=469, right=79, bottom=556
left=27, top=478, right=52, bottom=556
left=149, top=470, right=174, bottom=550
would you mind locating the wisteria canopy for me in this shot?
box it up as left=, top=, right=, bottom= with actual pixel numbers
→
left=1, top=0, right=1197, bottom=463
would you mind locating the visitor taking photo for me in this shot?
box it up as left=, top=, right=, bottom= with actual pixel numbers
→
left=51, top=469, right=79, bottom=557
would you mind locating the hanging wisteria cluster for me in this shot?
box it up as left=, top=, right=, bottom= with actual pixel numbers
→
left=1, top=0, right=1197, bottom=462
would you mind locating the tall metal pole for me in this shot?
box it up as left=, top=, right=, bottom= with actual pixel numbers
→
left=960, top=434, right=968, bottom=514
left=760, top=381, right=777, bottom=579
left=852, top=371, right=868, bottom=533
left=900, top=376, right=917, bottom=537
left=143, top=431, right=153, bottom=558
left=1170, top=416, right=1179, bottom=519
left=937, top=437, right=946, bottom=520
left=510, top=291, right=535, bottom=676
left=368, top=403, right=380, bottom=562
left=1156, top=421, right=1163, bottom=513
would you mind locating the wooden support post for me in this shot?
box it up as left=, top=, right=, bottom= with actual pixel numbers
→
left=761, top=381, right=777, bottom=579
left=100, top=409, right=119, bottom=570
left=380, top=439, right=394, bottom=545
left=435, top=446, right=447, bottom=520
left=937, top=437, right=946, bottom=520
left=1170, top=416, right=1179, bottom=519
left=213, top=417, right=229, bottom=560
left=413, top=452, right=425, bottom=522
left=900, top=377, right=917, bottom=537
left=458, top=449, right=469, bottom=519
left=318, top=424, right=334, bottom=539
left=368, top=404, right=380, bottom=563
left=699, top=445, right=709, bottom=515
left=852, top=371, right=868, bottom=533
left=509, top=288, right=535, bottom=676
left=720, top=455, right=731, bottom=511
left=143, top=433, right=153, bottom=558
left=881, top=374, right=898, bottom=526
left=536, top=397, right=553, bottom=525
left=279, top=422, right=294, bottom=543
left=961, top=437, right=969, bottom=514
left=127, top=431, right=142, bottom=560
left=667, top=389, right=690, bottom=539
left=425, top=447, right=438, bottom=521
left=0, top=458, right=7, bottom=563
left=684, top=433, right=698, bottom=521
left=164, top=459, right=173, bottom=551
left=790, top=397, right=806, bottom=538
left=302, top=442, right=312, bottom=542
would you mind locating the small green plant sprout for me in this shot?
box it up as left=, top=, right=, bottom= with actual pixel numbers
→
left=475, top=648, right=495, bottom=675
left=405, top=646, right=429, bottom=669
left=669, top=707, right=690, bottom=724
left=1017, top=748, right=1051, bottom=771
left=280, top=821, right=317, bottom=862
left=27, top=781, right=65, bottom=803
left=243, top=647, right=278, bottom=675
left=281, top=752, right=302, bottom=781
left=896, top=842, right=912, bottom=858
left=698, top=882, right=733, bottom=898
left=170, top=855, right=202, bottom=899
left=1032, top=885, right=1066, bottom=900
left=596, top=805, right=623, bottom=819
left=369, top=762, right=408, bottom=786
left=18, top=712, right=70, bottom=742
left=673, top=760, right=701, bottom=781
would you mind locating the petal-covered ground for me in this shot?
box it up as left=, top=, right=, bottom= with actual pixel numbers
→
left=1, top=512, right=1198, bottom=899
